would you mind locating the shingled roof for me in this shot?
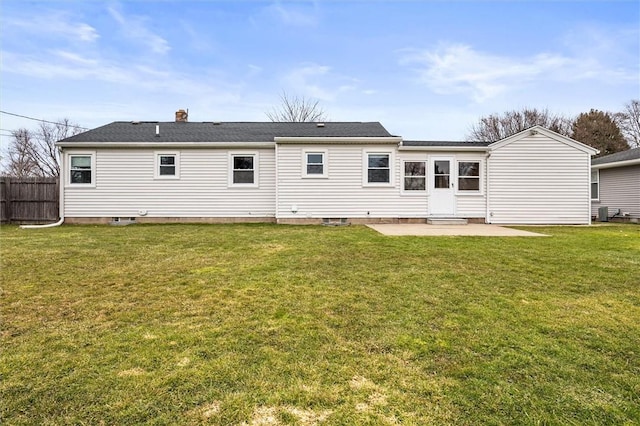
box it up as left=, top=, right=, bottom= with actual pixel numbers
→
left=402, top=140, right=491, bottom=147
left=59, top=121, right=394, bottom=143
left=591, top=147, right=640, bottom=165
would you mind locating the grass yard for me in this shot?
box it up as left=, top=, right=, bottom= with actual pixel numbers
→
left=1, top=223, right=639, bottom=425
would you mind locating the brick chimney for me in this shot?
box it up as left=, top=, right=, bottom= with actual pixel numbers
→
left=175, top=109, right=188, bottom=122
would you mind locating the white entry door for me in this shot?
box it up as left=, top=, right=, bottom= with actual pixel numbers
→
left=430, top=157, right=455, bottom=216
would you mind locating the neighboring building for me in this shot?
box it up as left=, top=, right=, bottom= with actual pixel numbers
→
left=591, top=147, right=640, bottom=222
left=56, top=115, right=598, bottom=225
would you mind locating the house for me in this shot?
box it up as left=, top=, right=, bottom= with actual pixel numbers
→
left=56, top=114, right=598, bottom=225
left=591, top=147, right=640, bottom=222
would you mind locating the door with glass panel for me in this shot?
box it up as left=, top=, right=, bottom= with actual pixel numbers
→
left=430, top=157, right=455, bottom=215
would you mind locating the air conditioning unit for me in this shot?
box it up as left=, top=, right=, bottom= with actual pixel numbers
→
left=598, top=206, right=608, bottom=222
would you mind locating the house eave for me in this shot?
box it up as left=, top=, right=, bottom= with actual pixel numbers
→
left=592, top=158, right=640, bottom=169
left=398, top=146, right=489, bottom=152
left=56, top=141, right=276, bottom=149
left=274, top=136, right=402, bottom=144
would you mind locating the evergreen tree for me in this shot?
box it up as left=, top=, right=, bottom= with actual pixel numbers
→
left=572, top=109, right=629, bottom=157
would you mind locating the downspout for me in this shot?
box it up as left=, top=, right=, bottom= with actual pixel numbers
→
left=485, top=151, right=491, bottom=224
left=274, top=142, right=279, bottom=223
left=20, top=147, right=65, bottom=229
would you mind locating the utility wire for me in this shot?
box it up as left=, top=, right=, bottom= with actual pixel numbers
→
left=0, top=110, right=89, bottom=130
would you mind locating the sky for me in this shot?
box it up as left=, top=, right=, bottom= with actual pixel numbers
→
left=1, top=0, right=638, bottom=150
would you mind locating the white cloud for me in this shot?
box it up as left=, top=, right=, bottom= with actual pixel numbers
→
left=283, top=63, right=359, bottom=101
left=265, top=1, right=319, bottom=27
left=0, top=48, right=242, bottom=103
left=107, top=6, right=170, bottom=55
left=400, top=44, right=570, bottom=102
left=400, top=40, right=638, bottom=103
left=52, top=50, right=99, bottom=67
left=4, top=12, right=99, bottom=42
left=179, top=21, right=216, bottom=53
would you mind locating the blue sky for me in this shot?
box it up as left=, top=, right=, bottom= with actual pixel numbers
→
left=1, top=0, right=638, bottom=147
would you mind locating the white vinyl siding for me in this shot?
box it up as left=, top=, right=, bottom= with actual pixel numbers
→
left=64, top=148, right=275, bottom=218
left=590, top=165, right=640, bottom=219
left=277, top=146, right=489, bottom=220
left=488, top=134, right=592, bottom=224
left=277, top=145, right=427, bottom=219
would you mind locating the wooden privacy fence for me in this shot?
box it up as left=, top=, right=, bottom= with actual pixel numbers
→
left=0, top=177, right=59, bottom=224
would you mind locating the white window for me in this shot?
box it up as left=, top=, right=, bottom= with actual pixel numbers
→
left=458, top=161, right=480, bottom=191
left=364, top=151, right=393, bottom=186
left=68, top=153, right=96, bottom=187
left=403, top=161, right=426, bottom=191
left=155, top=152, right=180, bottom=179
left=303, top=151, right=327, bottom=178
left=230, top=153, right=258, bottom=187
left=591, top=170, right=599, bottom=200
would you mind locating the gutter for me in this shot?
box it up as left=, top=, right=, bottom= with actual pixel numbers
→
left=592, top=158, right=640, bottom=170
left=20, top=217, right=64, bottom=229
left=274, top=136, right=402, bottom=144
left=21, top=149, right=65, bottom=229
left=398, top=146, right=489, bottom=152
left=485, top=151, right=491, bottom=224
left=56, top=141, right=276, bottom=149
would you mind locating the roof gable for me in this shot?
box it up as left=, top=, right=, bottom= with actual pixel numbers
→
left=488, top=125, right=599, bottom=155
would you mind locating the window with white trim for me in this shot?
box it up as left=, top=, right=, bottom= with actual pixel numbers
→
left=69, top=154, right=94, bottom=185
left=591, top=170, right=599, bottom=200
left=458, top=161, right=480, bottom=191
left=231, top=154, right=256, bottom=186
left=304, top=151, right=326, bottom=177
left=403, top=161, right=426, bottom=191
left=155, top=152, right=180, bottom=179
left=367, top=153, right=390, bottom=184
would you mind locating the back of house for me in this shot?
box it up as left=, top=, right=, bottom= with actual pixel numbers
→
left=56, top=112, right=598, bottom=225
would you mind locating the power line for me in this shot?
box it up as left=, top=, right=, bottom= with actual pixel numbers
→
left=0, top=110, right=88, bottom=130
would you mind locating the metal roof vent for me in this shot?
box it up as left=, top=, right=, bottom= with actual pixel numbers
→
left=316, top=123, right=325, bottom=127
left=212, top=122, right=222, bottom=125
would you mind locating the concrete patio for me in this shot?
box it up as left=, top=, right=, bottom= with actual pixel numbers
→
left=367, top=223, right=548, bottom=237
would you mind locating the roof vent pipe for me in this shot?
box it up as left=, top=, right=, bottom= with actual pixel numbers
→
left=155, top=124, right=160, bottom=137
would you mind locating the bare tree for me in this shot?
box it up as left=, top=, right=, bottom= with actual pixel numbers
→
left=266, top=92, right=327, bottom=122
left=614, top=99, right=640, bottom=149
left=5, top=129, right=40, bottom=177
left=3, top=118, right=83, bottom=177
left=467, top=107, right=573, bottom=142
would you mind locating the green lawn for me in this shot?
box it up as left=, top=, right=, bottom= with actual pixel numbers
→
left=1, top=223, right=639, bottom=425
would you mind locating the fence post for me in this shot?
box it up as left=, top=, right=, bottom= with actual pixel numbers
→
left=5, top=178, right=12, bottom=224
